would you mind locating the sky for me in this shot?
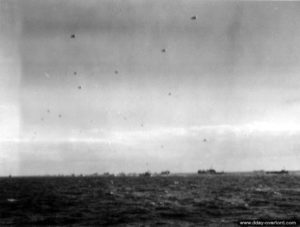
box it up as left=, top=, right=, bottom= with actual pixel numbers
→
left=1, top=0, right=300, bottom=175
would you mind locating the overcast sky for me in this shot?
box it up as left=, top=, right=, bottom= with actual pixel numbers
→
left=1, top=0, right=300, bottom=175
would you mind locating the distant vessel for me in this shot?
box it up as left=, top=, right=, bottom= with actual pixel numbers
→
left=160, top=170, right=170, bottom=176
left=266, top=169, right=289, bottom=175
left=139, top=171, right=151, bottom=177
left=197, top=169, right=224, bottom=175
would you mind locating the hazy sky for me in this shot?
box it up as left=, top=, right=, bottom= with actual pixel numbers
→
left=1, top=0, right=300, bottom=175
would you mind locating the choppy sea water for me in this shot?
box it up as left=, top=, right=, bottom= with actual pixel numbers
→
left=0, top=174, right=299, bottom=226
